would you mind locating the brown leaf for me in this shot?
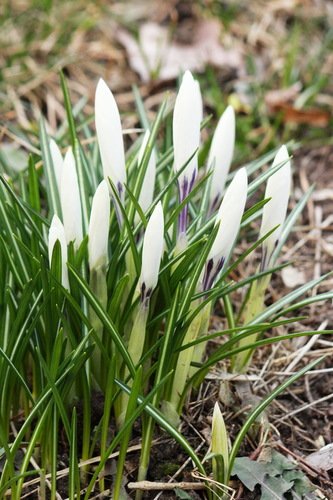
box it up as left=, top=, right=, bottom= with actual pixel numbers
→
left=265, top=84, right=330, bottom=126
left=281, top=266, right=306, bottom=288
left=116, top=20, right=243, bottom=82
left=305, top=443, right=333, bottom=471
left=265, top=83, right=302, bottom=108
left=279, top=105, right=330, bottom=127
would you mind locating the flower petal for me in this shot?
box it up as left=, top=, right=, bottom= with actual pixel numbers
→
left=95, top=78, right=126, bottom=199
left=60, top=148, right=83, bottom=248
left=137, top=130, right=156, bottom=218
left=49, top=139, right=63, bottom=195
left=88, top=180, right=110, bottom=270
left=208, top=105, right=235, bottom=210
left=259, top=145, right=291, bottom=260
left=48, top=214, right=69, bottom=290
left=139, top=201, right=164, bottom=298
left=209, top=167, right=248, bottom=263
left=173, top=71, right=202, bottom=188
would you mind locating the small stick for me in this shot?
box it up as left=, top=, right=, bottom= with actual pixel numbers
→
left=127, top=480, right=205, bottom=491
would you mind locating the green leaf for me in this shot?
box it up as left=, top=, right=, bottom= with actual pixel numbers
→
left=232, top=457, right=293, bottom=500
left=232, top=457, right=268, bottom=491
left=39, top=117, right=61, bottom=217
left=261, top=476, right=293, bottom=500
left=174, top=488, right=193, bottom=499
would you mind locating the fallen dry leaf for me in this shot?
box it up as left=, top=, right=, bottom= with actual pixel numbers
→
left=305, top=443, right=333, bottom=471
left=265, top=83, right=302, bottom=108
left=116, top=20, right=244, bottom=82
left=278, top=104, right=330, bottom=127
left=265, top=84, right=330, bottom=127
left=281, top=266, right=306, bottom=288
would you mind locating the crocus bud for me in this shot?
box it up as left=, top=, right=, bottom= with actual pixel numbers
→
left=260, top=145, right=291, bottom=268
left=138, top=202, right=164, bottom=304
left=135, top=130, right=156, bottom=223
left=173, top=71, right=202, bottom=234
left=211, top=402, right=229, bottom=483
left=88, top=180, right=110, bottom=271
left=49, top=139, right=63, bottom=194
left=60, top=148, right=83, bottom=249
left=95, top=78, right=126, bottom=202
left=48, top=214, right=69, bottom=290
left=203, top=168, right=248, bottom=290
left=208, top=106, right=235, bottom=212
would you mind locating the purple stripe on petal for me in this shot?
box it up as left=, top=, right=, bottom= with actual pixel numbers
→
left=140, top=281, right=152, bottom=307
left=209, top=194, right=220, bottom=216
left=177, top=169, right=197, bottom=237
left=117, top=181, right=123, bottom=198
left=202, top=256, right=225, bottom=292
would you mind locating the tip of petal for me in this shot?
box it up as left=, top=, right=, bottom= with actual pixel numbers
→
left=224, top=104, right=235, bottom=120
left=95, top=78, right=115, bottom=108
left=182, top=70, right=194, bottom=83
left=96, top=77, right=108, bottom=93
left=50, top=214, right=63, bottom=230
left=274, top=145, right=290, bottom=166
left=213, top=401, right=221, bottom=416
left=234, top=167, right=248, bottom=187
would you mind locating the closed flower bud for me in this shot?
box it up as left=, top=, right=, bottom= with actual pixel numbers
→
left=95, top=78, right=126, bottom=202
left=203, top=168, right=248, bottom=290
left=173, top=71, right=202, bottom=235
left=138, top=202, right=164, bottom=304
left=208, top=105, right=235, bottom=212
left=211, top=402, right=229, bottom=483
left=60, top=148, right=83, bottom=249
left=173, top=71, right=202, bottom=195
left=48, top=215, right=69, bottom=290
left=136, top=130, right=156, bottom=222
left=49, top=139, right=63, bottom=194
left=88, top=180, right=110, bottom=271
left=260, top=145, right=291, bottom=268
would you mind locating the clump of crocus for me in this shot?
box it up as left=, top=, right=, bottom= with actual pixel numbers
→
left=234, top=145, right=291, bottom=372
left=163, top=168, right=248, bottom=426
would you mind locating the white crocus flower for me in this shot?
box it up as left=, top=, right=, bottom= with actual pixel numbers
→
left=208, top=105, right=235, bottom=212
left=138, top=202, right=164, bottom=304
left=49, top=139, right=63, bottom=194
left=88, top=180, right=110, bottom=271
left=95, top=78, right=126, bottom=202
left=135, top=130, right=156, bottom=224
left=260, top=145, right=291, bottom=268
left=60, top=148, right=83, bottom=249
left=203, top=167, right=248, bottom=290
left=173, top=70, right=202, bottom=235
left=48, top=214, right=69, bottom=290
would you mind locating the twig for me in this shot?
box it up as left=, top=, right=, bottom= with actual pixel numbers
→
left=127, top=480, right=205, bottom=491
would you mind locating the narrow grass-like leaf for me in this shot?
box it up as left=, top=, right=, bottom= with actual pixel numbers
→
left=60, top=71, right=77, bottom=147
left=39, top=118, right=61, bottom=216
left=227, top=356, right=324, bottom=481
left=68, top=264, right=135, bottom=376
